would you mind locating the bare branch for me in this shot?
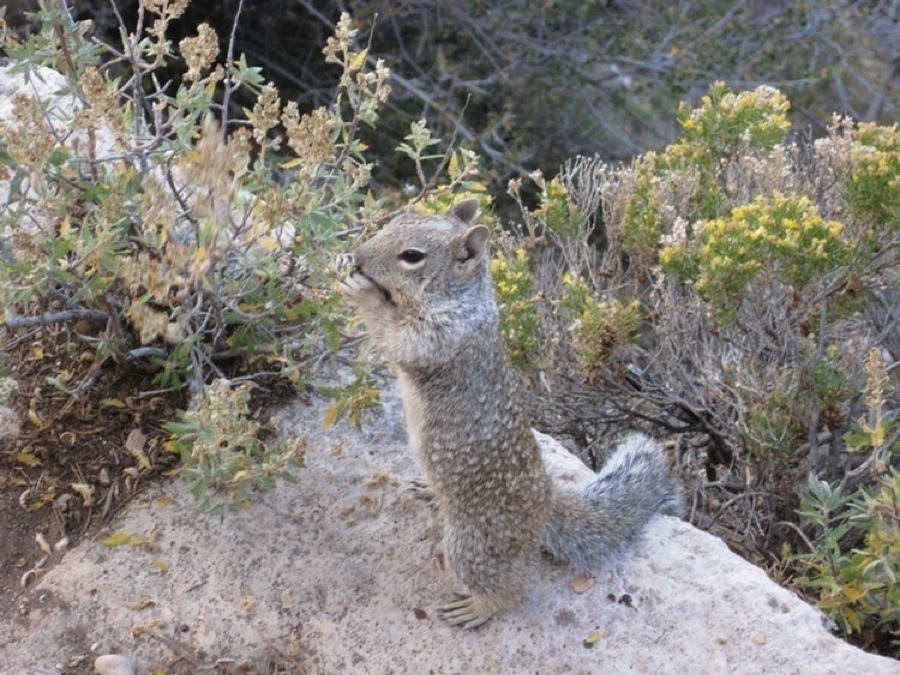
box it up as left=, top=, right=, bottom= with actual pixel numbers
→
left=3, top=309, right=111, bottom=329
left=220, top=0, right=245, bottom=139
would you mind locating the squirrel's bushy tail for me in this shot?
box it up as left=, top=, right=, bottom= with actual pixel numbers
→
left=543, top=434, right=683, bottom=571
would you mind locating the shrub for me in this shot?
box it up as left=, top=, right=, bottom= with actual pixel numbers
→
left=794, top=349, right=898, bottom=645
left=165, top=379, right=305, bottom=513
left=500, top=82, right=898, bottom=651
left=535, top=177, right=582, bottom=239
left=661, top=193, right=849, bottom=323
left=490, top=246, right=542, bottom=370
left=617, top=83, right=793, bottom=273
left=1, top=5, right=386, bottom=383
left=560, top=273, right=641, bottom=383
left=677, top=82, right=791, bottom=154
left=0, top=3, right=393, bottom=503
left=839, top=122, right=899, bottom=232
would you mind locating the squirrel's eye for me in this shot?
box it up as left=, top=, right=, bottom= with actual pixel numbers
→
left=398, top=249, right=426, bottom=264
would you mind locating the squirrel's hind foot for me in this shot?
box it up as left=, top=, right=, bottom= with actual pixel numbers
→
left=438, top=592, right=500, bottom=629
left=406, top=478, right=435, bottom=502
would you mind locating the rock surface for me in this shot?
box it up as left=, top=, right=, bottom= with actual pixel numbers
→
left=0, top=406, right=20, bottom=444
left=93, top=654, right=135, bottom=675
left=0, top=390, right=897, bottom=674
left=0, top=63, right=119, bottom=216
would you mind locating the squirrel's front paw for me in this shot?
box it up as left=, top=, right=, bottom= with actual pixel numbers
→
left=338, top=271, right=371, bottom=297
left=335, top=253, right=370, bottom=298
left=438, top=593, right=498, bottom=629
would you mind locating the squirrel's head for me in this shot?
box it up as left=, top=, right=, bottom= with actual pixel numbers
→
left=340, top=199, right=496, bottom=366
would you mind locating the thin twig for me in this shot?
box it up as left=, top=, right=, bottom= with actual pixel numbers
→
left=774, top=520, right=816, bottom=554
left=406, top=96, right=473, bottom=207
left=3, top=309, right=110, bottom=329
left=220, top=0, right=245, bottom=140
left=126, top=347, right=169, bottom=361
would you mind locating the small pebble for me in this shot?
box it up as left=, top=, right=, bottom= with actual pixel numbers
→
left=94, top=654, right=135, bottom=675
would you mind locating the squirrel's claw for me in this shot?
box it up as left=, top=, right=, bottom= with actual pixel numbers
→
left=438, top=593, right=497, bottom=629
left=406, top=478, right=434, bottom=501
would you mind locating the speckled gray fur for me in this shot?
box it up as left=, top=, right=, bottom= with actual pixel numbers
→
left=341, top=200, right=682, bottom=627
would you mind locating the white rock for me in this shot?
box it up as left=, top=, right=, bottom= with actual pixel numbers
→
left=0, top=405, right=20, bottom=444
left=94, top=654, right=135, bottom=675
left=0, top=64, right=119, bottom=235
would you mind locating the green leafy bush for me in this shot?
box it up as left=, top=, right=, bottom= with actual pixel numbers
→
left=165, top=379, right=305, bottom=512
left=1, top=5, right=386, bottom=384
left=618, top=83, right=793, bottom=271
left=840, top=122, right=899, bottom=232
left=677, top=82, right=792, bottom=153
left=0, top=3, right=393, bottom=503
left=661, top=193, right=848, bottom=322
left=490, top=246, right=542, bottom=370
left=794, top=349, right=898, bottom=644
left=560, top=273, right=641, bottom=382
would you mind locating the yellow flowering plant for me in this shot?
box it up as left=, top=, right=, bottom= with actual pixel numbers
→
left=619, top=83, right=793, bottom=272
left=491, top=247, right=542, bottom=369
left=501, top=82, right=898, bottom=650
left=662, top=193, right=849, bottom=322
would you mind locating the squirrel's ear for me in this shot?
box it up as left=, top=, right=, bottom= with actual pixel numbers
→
left=448, top=198, right=479, bottom=225
left=459, top=225, right=490, bottom=261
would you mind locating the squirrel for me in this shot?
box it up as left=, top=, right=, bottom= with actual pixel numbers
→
left=340, top=199, right=682, bottom=629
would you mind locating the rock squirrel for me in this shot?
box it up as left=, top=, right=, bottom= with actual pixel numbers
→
left=340, top=199, right=682, bottom=628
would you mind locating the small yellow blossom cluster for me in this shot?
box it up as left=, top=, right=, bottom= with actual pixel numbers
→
left=814, top=117, right=898, bottom=235
left=620, top=83, right=805, bottom=277
left=559, top=272, right=593, bottom=315
left=678, top=82, right=791, bottom=151
left=855, top=122, right=900, bottom=153
left=491, top=247, right=542, bottom=368
left=561, top=276, right=641, bottom=382
left=661, top=193, right=848, bottom=322
left=619, top=152, right=664, bottom=262
left=535, top=177, right=581, bottom=238
left=846, top=122, right=899, bottom=231
left=415, top=190, right=486, bottom=218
